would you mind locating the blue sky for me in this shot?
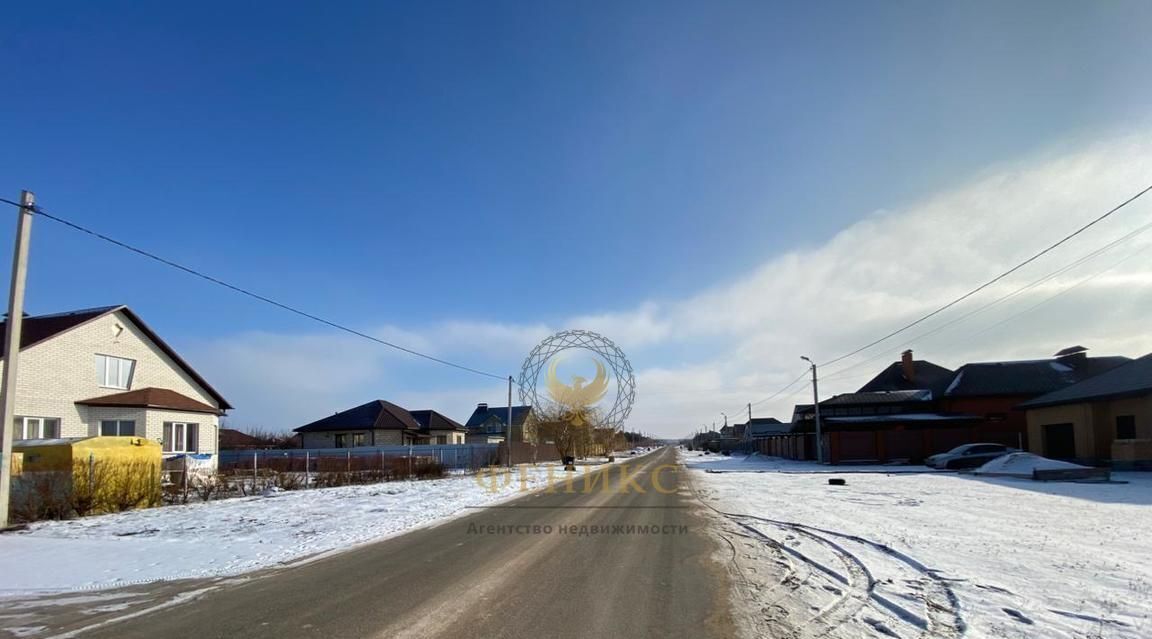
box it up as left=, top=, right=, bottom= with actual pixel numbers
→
left=2, top=1, right=1152, bottom=435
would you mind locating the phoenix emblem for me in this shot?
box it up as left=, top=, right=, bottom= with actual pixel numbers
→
left=545, top=356, right=610, bottom=414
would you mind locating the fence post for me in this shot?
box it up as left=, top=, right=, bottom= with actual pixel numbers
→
left=182, top=453, right=189, bottom=499
left=252, top=450, right=258, bottom=494
left=305, top=451, right=310, bottom=488
left=346, top=449, right=351, bottom=474
left=408, top=443, right=413, bottom=478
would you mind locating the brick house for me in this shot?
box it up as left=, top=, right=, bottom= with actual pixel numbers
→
left=939, top=346, right=1130, bottom=449
left=1019, top=352, right=1152, bottom=467
left=1, top=306, right=231, bottom=464
left=294, top=400, right=468, bottom=448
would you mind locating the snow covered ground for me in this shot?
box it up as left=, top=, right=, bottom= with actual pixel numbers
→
left=0, top=459, right=626, bottom=596
left=684, top=450, right=1152, bottom=639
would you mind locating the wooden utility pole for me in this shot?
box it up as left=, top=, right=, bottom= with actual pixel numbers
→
left=506, top=376, right=513, bottom=468
left=0, top=191, right=34, bottom=529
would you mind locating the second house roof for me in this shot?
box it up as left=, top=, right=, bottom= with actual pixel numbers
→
left=294, top=400, right=421, bottom=433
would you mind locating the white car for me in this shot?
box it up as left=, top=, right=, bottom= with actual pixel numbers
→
left=925, top=443, right=1018, bottom=469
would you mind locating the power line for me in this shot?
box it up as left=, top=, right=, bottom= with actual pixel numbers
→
left=819, top=214, right=1152, bottom=383
left=818, top=182, right=1152, bottom=368
left=724, top=369, right=809, bottom=419
left=0, top=197, right=508, bottom=381
left=717, top=181, right=1152, bottom=420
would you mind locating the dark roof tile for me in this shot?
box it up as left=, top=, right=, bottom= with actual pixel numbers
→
left=76, top=387, right=222, bottom=415
left=857, top=360, right=955, bottom=396
left=465, top=405, right=532, bottom=429
left=944, top=356, right=1130, bottom=397
left=1019, top=353, right=1152, bottom=408
left=294, top=400, right=421, bottom=433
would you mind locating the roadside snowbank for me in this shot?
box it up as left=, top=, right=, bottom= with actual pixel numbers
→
left=684, top=450, right=1152, bottom=638
left=0, top=460, right=619, bottom=595
left=972, top=452, right=1090, bottom=477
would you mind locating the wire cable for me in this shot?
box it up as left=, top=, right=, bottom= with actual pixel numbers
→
left=0, top=197, right=508, bottom=381
left=817, top=182, right=1152, bottom=368
left=819, top=215, right=1152, bottom=383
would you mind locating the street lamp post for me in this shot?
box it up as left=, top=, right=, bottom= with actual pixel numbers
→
left=801, top=356, right=824, bottom=464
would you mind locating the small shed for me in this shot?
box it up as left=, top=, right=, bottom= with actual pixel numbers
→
left=12, top=436, right=162, bottom=520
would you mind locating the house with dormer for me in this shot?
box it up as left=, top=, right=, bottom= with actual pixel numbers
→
left=1, top=306, right=231, bottom=464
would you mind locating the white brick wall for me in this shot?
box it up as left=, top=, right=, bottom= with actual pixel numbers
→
left=1, top=310, right=223, bottom=456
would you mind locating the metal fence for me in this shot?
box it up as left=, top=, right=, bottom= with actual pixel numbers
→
left=218, top=444, right=501, bottom=474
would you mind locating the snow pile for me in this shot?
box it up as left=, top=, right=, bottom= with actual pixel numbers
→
left=0, top=459, right=626, bottom=595
left=973, top=452, right=1090, bottom=477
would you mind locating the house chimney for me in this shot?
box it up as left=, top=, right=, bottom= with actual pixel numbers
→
left=477, top=402, right=488, bottom=411
left=901, top=350, right=915, bottom=383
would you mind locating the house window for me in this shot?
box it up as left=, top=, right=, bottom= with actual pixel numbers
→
left=95, top=355, right=135, bottom=389
left=352, top=433, right=366, bottom=447
left=14, top=416, right=60, bottom=440
left=436, top=436, right=448, bottom=445
left=334, top=433, right=348, bottom=448
left=100, top=420, right=136, bottom=436
left=163, top=422, right=199, bottom=452
left=1116, top=415, right=1137, bottom=440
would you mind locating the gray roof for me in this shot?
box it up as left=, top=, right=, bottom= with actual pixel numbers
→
left=944, top=355, right=1130, bottom=397
left=1019, top=353, right=1152, bottom=409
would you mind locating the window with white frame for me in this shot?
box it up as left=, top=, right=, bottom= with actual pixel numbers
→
left=95, top=354, right=135, bottom=389
left=14, top=416, right=60, bottom=440
left=163, top=421, right=199, bottom=453
left=100, top=420, right=136, bottom=436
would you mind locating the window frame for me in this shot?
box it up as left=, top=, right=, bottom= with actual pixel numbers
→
left=14, top=416, right=60, bottom=440
left=334, top=433, right=348, bottom=448
left=95, top=354, right=136, bottom=390
left=100, top=419, right=136, bottom=436
left=163, top=421, right=199, bottom=453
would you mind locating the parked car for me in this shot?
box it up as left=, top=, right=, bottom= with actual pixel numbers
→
left=926, top=443, right=1019, bottom=469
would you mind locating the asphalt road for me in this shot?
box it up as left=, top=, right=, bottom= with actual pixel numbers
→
left=76, top=447, right=737, bottom=639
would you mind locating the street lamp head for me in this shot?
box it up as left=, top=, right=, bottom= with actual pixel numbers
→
left=800, top=355, right=812, bottom=363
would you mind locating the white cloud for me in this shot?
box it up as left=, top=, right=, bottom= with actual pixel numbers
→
left=190, top=131, right=1152, bottom=437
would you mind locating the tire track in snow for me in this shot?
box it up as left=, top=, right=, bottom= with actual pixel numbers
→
left=732, top=513, right=966, bottom=638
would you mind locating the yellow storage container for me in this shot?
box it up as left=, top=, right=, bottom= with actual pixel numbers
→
left=11, top=436, right=162, bottom=520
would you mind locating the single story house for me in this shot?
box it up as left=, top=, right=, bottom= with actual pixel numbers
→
left=294, top=401, right=471, bottom=448
left=294, top=400, right=425, bottom=448
left=1019, top=353, right=1152, bottom=468
left=1, top=305, right=231, bottom=466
